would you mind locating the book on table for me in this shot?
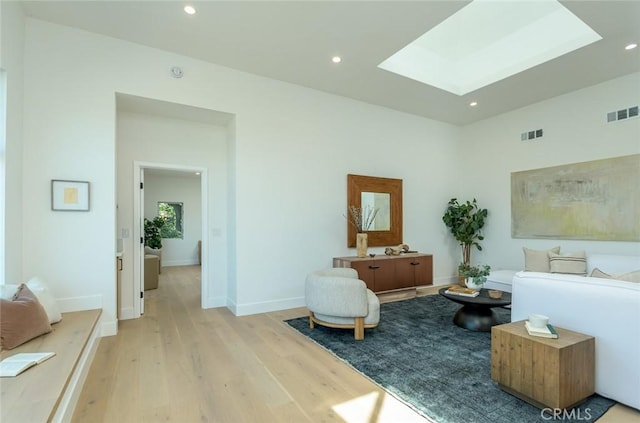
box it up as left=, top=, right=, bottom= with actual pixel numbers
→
left=445, top=286, right=480, bottom=297
left=0, top=352, right=56, bottom=377
left=525, top=321, right=559, bottom=339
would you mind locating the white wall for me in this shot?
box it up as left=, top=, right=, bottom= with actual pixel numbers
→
left=144, top=173, right=202, bottom=267
left=0, top=1, right=25, bottom=284
left=459, top=73, right=640, bottom=271
left=22, top=18, right=460, bottom=328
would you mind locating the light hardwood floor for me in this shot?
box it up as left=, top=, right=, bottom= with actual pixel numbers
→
left=73, top=266, right=639, bottom=422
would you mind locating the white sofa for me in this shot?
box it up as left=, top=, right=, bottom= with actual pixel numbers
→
left=510, top=254, right=640, bottom=410
left=484, top=270, right=518, bottom=292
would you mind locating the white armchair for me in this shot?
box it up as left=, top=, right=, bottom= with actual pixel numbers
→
left=305, top=268, right=380, bottom=340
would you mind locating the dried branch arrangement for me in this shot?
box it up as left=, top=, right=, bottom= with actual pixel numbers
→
left=346, top=205, right=379, bottom=232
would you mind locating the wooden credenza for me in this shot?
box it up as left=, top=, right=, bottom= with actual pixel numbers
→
left=333, top=253, right=433, bottom=293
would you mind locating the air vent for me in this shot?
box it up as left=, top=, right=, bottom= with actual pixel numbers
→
left=607, top=105, right=639, bottom=123
left=521, top=128, right=543, bottom=141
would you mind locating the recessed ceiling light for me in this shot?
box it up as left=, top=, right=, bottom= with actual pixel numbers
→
left=184, top=5, right=196, bottom=15
left=332, top=56, right=342, bottom=64
left=195, top=172, right=201, bottom=176
left=625, top=43, right=638, bottom=50
left=469, top=101, right=478, bottom=107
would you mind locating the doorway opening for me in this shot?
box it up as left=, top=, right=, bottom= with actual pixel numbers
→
left=133, top=163, right=208, bottom=317
left=116, top=93, right=234, bottom=321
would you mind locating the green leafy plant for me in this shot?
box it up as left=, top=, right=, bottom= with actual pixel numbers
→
left=442, top=198, right=488, bottom=265
left=144, top=216, right=166, bottom=250
left=458, top=263, right=491, bottom=278
left=158, top=202, right=183, bottom=239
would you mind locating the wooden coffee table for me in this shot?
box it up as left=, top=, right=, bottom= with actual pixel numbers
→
left=491, top=320, right=595, bottom=409
left=439, top=287, right=511, bottom=332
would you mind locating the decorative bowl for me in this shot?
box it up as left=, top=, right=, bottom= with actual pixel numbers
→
left=488, top=289, right=503, bottom=299
left=528, top=314, right=549, bottom=329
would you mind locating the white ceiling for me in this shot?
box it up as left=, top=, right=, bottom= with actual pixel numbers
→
left=20, top=0, right=640, bottom=126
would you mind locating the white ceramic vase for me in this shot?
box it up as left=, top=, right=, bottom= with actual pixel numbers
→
left=465, top=276, right=485, bottom=291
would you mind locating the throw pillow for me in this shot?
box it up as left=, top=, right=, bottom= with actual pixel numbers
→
left=25, top=277, right=62, bottom=324
left=523, top=246, right=561, bottom=272
left=613, top=270, right=640, bottom=283
left=549, top=251, right=587, bottom=276
left=0, top=284, right=52, bottom=350
left=589, top=268, right=611, bottom=278
left=589, top=268, right=640, bottom=282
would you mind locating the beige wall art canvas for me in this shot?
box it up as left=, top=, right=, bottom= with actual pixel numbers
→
left=511, top=154, right=640, bottom=241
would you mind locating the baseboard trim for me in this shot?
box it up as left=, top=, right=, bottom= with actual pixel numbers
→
left=435, top=276, right=457, bottom=285
left=57, top=295, right=102, bottom=313
left=231, top=296, right=305, bottom=316
left=119, top=307, right=135, bottom=320
left=101, top=319, right=118, bottom=337
left=163, top=259, right=200, bottom=267
left=204, top=296, right=226, bottom=309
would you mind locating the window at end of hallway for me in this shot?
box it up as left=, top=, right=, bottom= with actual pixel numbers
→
left=158, top=202, right=183, bottom=239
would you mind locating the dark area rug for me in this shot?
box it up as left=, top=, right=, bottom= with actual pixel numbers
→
left=285, top=295, right=615, bottom=423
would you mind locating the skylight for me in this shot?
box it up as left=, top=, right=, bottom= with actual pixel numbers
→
left=378, top=0, right=602, bottom=96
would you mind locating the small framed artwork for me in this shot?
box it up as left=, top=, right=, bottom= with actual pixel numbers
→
left=51, top=180, right=90, bottom=211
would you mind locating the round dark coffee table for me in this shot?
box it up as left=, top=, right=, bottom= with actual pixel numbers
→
left=439, top=287, right=512, bottom=332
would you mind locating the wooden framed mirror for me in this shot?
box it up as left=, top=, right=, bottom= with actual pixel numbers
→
left=347, top=174, right=403, bottom=247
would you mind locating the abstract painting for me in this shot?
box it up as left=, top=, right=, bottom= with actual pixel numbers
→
left=511, top=154, right=639, bottom=241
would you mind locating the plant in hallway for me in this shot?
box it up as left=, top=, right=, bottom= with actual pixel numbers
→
left=144, top=216, right=166, bottom=250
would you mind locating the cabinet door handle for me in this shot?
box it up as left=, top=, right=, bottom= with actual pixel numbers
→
left=118, top=258, right=123, bottom=271
left=411, top=262, right=421, bottom=266
left=369, top=265, right=381, bottom=269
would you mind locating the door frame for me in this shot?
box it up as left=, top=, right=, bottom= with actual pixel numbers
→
left=133, top=161, right=208, bottom=317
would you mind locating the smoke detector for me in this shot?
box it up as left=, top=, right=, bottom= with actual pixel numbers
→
left=170, top=67, right=184, bottom=79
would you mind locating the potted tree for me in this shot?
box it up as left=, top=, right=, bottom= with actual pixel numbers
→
left=144, top=216, right=166, bottom=272
left=144, top=217, right=165, bottom=250
left=442, top=198, right=488, bottom=286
